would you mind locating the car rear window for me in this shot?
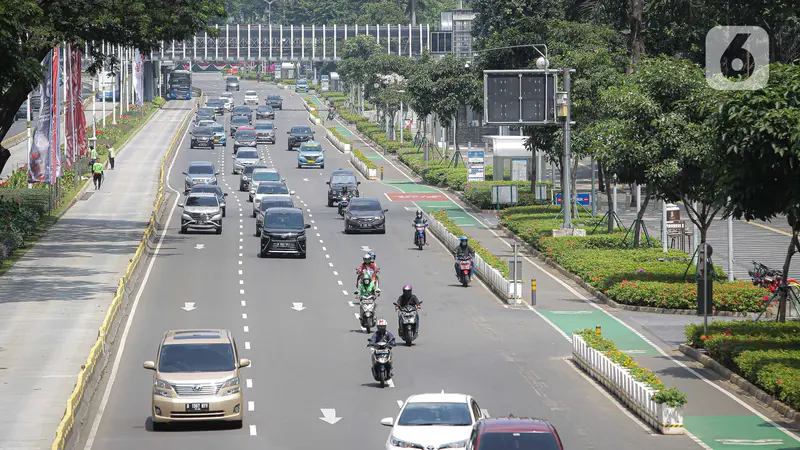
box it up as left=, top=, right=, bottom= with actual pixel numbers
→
left=232, top=117, right=250, bottom=124
left=291, top=126, right=312, bottom=134
left=477, top=431, right=561, bottom=450
left=257, top=183, right=289, bottom=194
left=252, top=171, right=281, bottom=181
left=188, top=165, right=214, bottom=174
left=348, top=199, right=381, bottom=211
left=237, top=150, right=259, bottom=159
left=236, top=130, right=256, bottom=140
left=261, top=199, right=293, bottom=211
left=158, top=343, right=235, bottom=372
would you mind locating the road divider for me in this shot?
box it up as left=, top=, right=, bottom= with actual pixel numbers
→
left=426, top=210, right=523, bottom=303
left=325, top=127, right=351, bottom=153
left=572, top=329, right=686, bottom=435
left=50, top=95, right=201, bottom=450
left=350, top=148, right=378, bottom=180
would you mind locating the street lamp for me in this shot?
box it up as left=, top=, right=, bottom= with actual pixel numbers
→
left=264, top=0, right=278, bottom=24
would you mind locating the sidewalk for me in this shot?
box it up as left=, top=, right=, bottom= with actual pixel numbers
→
left=323, top=96, right=800, bottom=450
left=0, top=104, right=191, bottom=449
left=1, top=101, right=118, bottom=178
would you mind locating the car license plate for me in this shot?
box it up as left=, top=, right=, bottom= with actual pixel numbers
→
left=185, top=403, right=209, bottom=412
left=361, top=223, right=370, bottom=228
left=307, top=160, right=315, bottom=164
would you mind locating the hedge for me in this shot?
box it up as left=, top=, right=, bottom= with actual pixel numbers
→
left=607, top=280, right=769, bottom=313
left=430, top=210, right=509, bottom=278
left=685, top=320, right=800, bottom=348
left=327, top=127, right=352, bottom=146
left=577, top=329, right=687, bottom=407
left=735, top=349, right=800, bottom=410
left=353, top=148, right=377, bottom=170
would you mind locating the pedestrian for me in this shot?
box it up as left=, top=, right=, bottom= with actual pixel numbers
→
left=108, top=146, right=116, bottom=170
left=92, top=161, right=104, bottom=190
left=90, top=146, right=98, bottom=167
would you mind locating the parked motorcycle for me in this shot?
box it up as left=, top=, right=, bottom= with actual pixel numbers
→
left=414, top=223, right=427, bottom=250
left=395, top=302, right=421, bottom=346
left=355, top=292, right=379, bottom=332
left=367, top=340, right=394, bottom=388
left=457, top=256, right=473, bottom=287
left=338, top=191, right=354, bottom=217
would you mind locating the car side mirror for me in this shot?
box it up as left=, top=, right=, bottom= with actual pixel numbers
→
left=304, top=224, right=311, bottom=229
left=286, top=131, right=290, bottom=134
left=143, top=361, right=156, bottom=370
left=384, top=209, right=389, bottom=212
left=223, top=193, right=229, bottom=196
left=178, top=203, right=184, bottom=208
left=354, top=291, right=360, bottom=295
left=357, top=181, right=362, bottom=185
left=181, top=172, right=188, bottom=176
left=215, top=171, right=220, bottom=175
left=290, top=191, right=296, bottom=195
left=326, top=181, right=330, bottom=185
left=239, top=358, right=251, bottom=368
left=380, top=417, right=394, bottom=427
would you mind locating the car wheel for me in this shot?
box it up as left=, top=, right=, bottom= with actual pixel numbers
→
left=248, top=195, right=252, bottom=202
left=252, top=210, right=256, bottom=218
left=327, top=198, right=333, bottom=207
left=299, top=252, right=307, bottom=259
left=216, top=225, right=223, bottom=235
left=379, top=228, right=386, bottom=235
left=239, top=184, right=245, bottom=191
left=180, top=226, right=187, bottom=234
left=297, top=163, right=301, bottom=169
left=321, top=163, right=325, bottom=169
left=190, top=143, right=194, bottom=149
left=152, top=421, right=167, bottom=432
left=255, top=226, right=260, bottom=236
left=222, top=207, right=226, bottom=217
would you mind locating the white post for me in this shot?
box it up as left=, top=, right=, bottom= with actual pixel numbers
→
left=426, top=24, right=430, bottom=51
left=386, top=24, right=390, bottom=53
left=215, top=25, right=219, bottom=61
left=612, top=183, right=617, bottom=214
left=237, top=24, right=241, bottom=60
left=280, top=24, right=284, bottom=61
left=290, top=25, right=294, bottom=60
left=311, top=25, right=315, bottom=61
left=322, top=25, right=326, bottom=60
left=692, top=203, right=700, bottom=266
left=171, top=39, right=175, bottom=60
left=398, top=24, right=401, bottom=56
left=727, top=198, right=735, bottom=281
left=102, top=71, right=106, bottom=127
left=258, top=25, right=261, bottom=60
left=182, top=41, right=186, bottom=60
left=333, top=24, right=337, bottom=60
left=301, top=25, right=305, bottom=61
left=226, top=24, right=230, bottom=61
left=419, top=24, right=423, bottom=56
left=92, top=75, right=97, bottom=134
left=111, top=77, right=116, bottom=124
left=269, top=24, right=273, bottom=60
left=26, top=90, right=32, bottom=164
left=62, top=44, right=67, bottom=164
left=247, top=24, right=251, bottom=60
left=408, top=24, right=412, bottom=58
left=662, top=201, right=668, bottom=252
left=205, top=31, right=208, bottom=61
left=193, top=36, right=197, bottom=60
left=118, top=45, right=123, bottom=117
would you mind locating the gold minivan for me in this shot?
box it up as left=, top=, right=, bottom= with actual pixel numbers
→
left=143, top=329, right=250, bottom=430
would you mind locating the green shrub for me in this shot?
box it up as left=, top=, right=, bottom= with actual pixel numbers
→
left=465, top=181, right=552, bottom=209
left=353, top=148, right=377, bottom=170
left=327, top=127, right=352, bottom=147
left=735, top=349, right=800, bottom=410
left=685, top=320, right=800, bottom=348
left=152, top=96, right=165, bottom=107
left=577, top=329, right=687, bottom=407
left=430, top=210, right=509, bottom=278
left=606, top=280, right=768, bottom=313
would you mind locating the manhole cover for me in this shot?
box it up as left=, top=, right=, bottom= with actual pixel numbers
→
left=80, top=192, right=94, bottom=201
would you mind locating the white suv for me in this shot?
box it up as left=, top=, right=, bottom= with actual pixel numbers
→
left=244, top=90, right=259, bottom=105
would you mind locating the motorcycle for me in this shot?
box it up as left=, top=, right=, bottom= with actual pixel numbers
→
left=337, top=191, right=354, bottom=217
left=395, top=302, right=421, bottom=346
left=413, top=223, right=427, bottom=250
left=457, top=256, right=473, bottom=287
left=357, top=267, right=380, bottom=291
left=367, top=340, right=394, bottom=388
left=355, top=291, right=380, bottom=332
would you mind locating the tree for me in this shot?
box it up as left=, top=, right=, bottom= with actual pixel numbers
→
left=428, top=55, right=482, bottom=154
left=707, top=63, right=800, bottom=321
left=363, top=54, right=412, bottom=138
left=338, top=35, right=382, bottom=111
left=406, top=51, right=436, bottom=143
left=0, top=0, right=225, bottom=174
left=358, top=2, right=409, bottom=24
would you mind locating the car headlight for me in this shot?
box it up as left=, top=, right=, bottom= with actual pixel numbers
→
left=220, top=376, right=240, bottom=394
left=185, top=176, right=191, bottom=183
left=211, top=214, right=222, bottom=220
left=182, top=213, right=191, bottom=220
left=439, top=440, right=468, bottom=448
left=154, top=379, right=173, bottom=397
left=389, top=436, right=422, bottom=448
left=211, top=177, right=217, bottom=183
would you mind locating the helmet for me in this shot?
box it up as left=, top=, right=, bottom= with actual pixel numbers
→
left=363, top=253, right=371, bottom=264
left=369, top=252, right=376, bottom=262
left=460, top=236, right=468, bottom=244
left=416, top=210, right=423, bottom=219
left=402, top=285, right=412, bottom=296
left=377, top=319, right=388, bottom=332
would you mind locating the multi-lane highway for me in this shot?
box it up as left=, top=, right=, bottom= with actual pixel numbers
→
left=79, top=75, right=696, bottom=449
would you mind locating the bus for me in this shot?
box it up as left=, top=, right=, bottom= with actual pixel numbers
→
left=321, top=75, right=329, bottom=92
left=167, top=69, right=192, bottom=100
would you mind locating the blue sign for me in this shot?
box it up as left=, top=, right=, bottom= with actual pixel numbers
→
left=555, top=193, right=591, bottom=207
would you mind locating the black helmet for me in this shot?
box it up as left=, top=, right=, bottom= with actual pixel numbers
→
left=416, top=210, right=423, bottom=219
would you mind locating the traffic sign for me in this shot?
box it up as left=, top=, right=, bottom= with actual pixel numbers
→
left=555, top=193, right=591, bottom=207
left=483, top=70, right=557, bottom=125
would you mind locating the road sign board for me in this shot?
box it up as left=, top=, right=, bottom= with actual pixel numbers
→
left=385, top=193, right=449, bottom=202
left=484, top=70, right=557, bottom=125
left=555, top=193, right=591, bottom=207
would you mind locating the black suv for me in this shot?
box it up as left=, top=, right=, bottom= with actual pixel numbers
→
left=326, top=170, right=360, bottom=207
left=287, top=126, right=314, bottom=151
left=190, top=126, right=215, bottom=149
left=225, top=76, right=240, bottom=91
left=266, top=94, right=283, bottom=110
left=259, top=207, right=310, bottom=258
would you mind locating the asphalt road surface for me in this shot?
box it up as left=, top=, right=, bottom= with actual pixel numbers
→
left=79, top=75, right=697, bottom=450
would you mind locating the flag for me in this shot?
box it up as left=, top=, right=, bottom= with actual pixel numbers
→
left=134, top=50, right=144, bottom=106
left=29, top=46, right=62, bottom=184
left=64, top=46, right=74, bottom=170
left=72, top=44, right=87, bottom=159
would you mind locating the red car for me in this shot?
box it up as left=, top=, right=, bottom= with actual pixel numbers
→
left=468, top=416, right=564, bottom=449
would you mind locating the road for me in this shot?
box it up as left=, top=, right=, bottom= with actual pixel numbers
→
left=80, top=76, right=696, bottom=450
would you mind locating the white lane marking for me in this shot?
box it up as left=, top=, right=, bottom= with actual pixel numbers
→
left=239, top=218, right=243, bottom=223
left=306, top=208, right=311, bottom=212
left=342, top=290, right=349, bottom=296
left=387, top=379, right=395, bottom=388
left=245, top=342, right=251, bottom=349
left=83, top=109, right=192, bottom=450
left=348, top=301, right=355, bottom=307
left=239, top=261, right=243, bottom=265
left=337, top=280, right=343, bottom=285
left=716, top=439, right=785, bottom=445
left=239, top=280, right=244, bottom=284
left=239, top=231, right=243, bottom=235
left=397, top=400, right=404, bottom=408
left=239, top=253, right=243, bottom=257
left=309, top=214, right=313, bottom=217
left=249, top=425, right=257, bottom=436
left=241, top=300, right=247, bottom=306
left=360, top=246, right=372, bottom=252
left=303, top=178, right=309, bottom=181
left=238, top=270, right=243, bottom=275
left=550, top=311, right=593, bottom=314
left=239, top=245, right=243, bottom=250
left=322, top=247, right=327, bottom=251
left=242, top=313, right=247, bottom=319
left=311, top=220, right=315, bottom=224
left=240, top=289, right=245, bottom=294
left=325, top=254, right=330, bottom=259
left=333, top=271, right=338, bottom=276
left=239, top=224, right=243, bottom=228
left=246, top=379, right=253, bottom=388
left=248, top=401, right=255, bottom=411
left=317, top=233, right=321, bottom=237
left=244, top=326, right=249, bottom=332
left=329, top=262, right=334, bottom=267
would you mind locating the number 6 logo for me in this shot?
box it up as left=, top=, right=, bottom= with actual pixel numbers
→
left=706, top=26, right=769, bottom=91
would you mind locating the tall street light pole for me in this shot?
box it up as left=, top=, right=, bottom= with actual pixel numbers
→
left=264, top=0, right=278, bottom=24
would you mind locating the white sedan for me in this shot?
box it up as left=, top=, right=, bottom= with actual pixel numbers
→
left=381, top=393, right=487, bottom=450
left=219, top=93, right=234, bottom=110
left=252, top=181, right=294, bottom=217
left=244, top=90, right=259, bottom=105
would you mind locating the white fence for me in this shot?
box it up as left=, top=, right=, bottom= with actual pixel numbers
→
left=425, top=212, right=523, bottom=303
left=325, top=128, right=351, bottom=153
left=572, top=334, right=684, bottom=434
left=349, top=152, right=377, bottom=179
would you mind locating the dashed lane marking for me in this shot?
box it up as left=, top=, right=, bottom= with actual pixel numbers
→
left=241, top=300, right=246, bottom=306
left=246, top=379, right=253, bottom=388
left=243, top=326, right=249, bottom=332
left=245, top=342, right=251, bottom=349
left=242, top=313, right=247, bottom=319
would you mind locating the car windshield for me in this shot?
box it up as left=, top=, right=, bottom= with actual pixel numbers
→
left=265, top=211, right=304, bottom=229
left=258, top=106, right=273, bottom=111
left=268, top=95, right=280, bottom=100
left=198, top=108, right=214, bottom=115
left=261, top=199, right=293, bottom=211
left=212, top=125, right=224, bottom=133
left=291, top=126, right=312, bottom=135
left=236, top=131, right=256, bottom=140
left=197, top=120, right=215, bottom=127
left=257, top=183, right=288, bottom=194
left=243, top=165, right=267, bottom=176
left=255, top=122, right=274, bottom=130
left=252, top=171, right=280, bottom=181
left=234, top=106, right=250, bottom=112
left=348, top=199, right=381, bottom=212
left=477, top=432, right=561, bottom=450
left=158, top=343, right=235, bottom=373
left=297, top=81, right=308, bottom=85
left=191, top=186, right=220, bottom=195
left=207, top=100, right=223, bottom=106
left=185, top=196, right=218, bottom=207
left=232, top=117, right=250, bottom=125
left=331, top=175, right=357, bottom=185
left=188, top=165, right=214, bottom=175
left=397, top=402, right=472, bottom=426
left=194, top=127, right=213, bottom=136
left=226, top=77, right=238, bottom=82
left=237, top=150, right=259, bottom=159
left=300, top=145, right=322, bottom=153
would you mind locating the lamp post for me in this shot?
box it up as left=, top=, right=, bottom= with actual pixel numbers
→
left=264, top=0, right=278, bottom=24
left=555, top=86, right=571, bottom=229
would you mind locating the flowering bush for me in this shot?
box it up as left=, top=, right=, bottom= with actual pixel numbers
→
left=577, top=329, right=688, bottom=407
left=606, top=280, right=767, bottom=313
left=685, top=320, right=800, bottom=348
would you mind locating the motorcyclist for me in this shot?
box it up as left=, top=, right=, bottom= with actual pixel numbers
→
left=454, top=236, right=476, bottom=280
left=356, top=273, right=378, bottom=298
left=369, top=252, right=376, bottom=264
left=396, top=285, right=421, bottom=333
left=412, top=210, right=428, bottom=245
left=356, top=253, right=379, bottom=288
left=368, top=319, right=396, bottom=347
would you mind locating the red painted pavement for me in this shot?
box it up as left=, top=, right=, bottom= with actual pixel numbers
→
left=385, top=193, right=449, bottom=202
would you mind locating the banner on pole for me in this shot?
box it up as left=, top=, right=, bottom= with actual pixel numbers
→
left=72, top=44, right=87, bottom=159
left=134, top=50, right=144, bottom=106
left=64, top=47, right=74, bottom=170
left=29, top=47, right=62, bottom=184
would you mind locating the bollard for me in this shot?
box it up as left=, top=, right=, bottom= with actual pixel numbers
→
left=595, top=326, right=602, bottom=336
left=530, top=280, right=537, bottom=306
left=380, top=167, right=384, bottom=180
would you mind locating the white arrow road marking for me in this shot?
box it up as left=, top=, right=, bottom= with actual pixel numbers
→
left=715, top=439, right=784, bottom=445
left=397, top=400, right=404, bottom=408
left=342, top=290, right=349, bottom=296
left=387, top=379, right=395, bottom=388
left=194, top=244, right=205, bottom=249
left=361, top=246, right=372, bottom=252
left=348, top=301, right=355, bottom=307
left=403, top=207, right=416, bottom=211
left=303, top=178, right=309, bottom=181
left=319, top=408, right=342, bottom=424
left=481, top=409, right=490, bottom=418
left=181, top=302, right=196, bottom=311
left=291, top=302, right=306, bottom=311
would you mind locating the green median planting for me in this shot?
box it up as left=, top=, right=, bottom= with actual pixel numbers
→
left=501, top=204, right=770, bottom=313
left=685, top=321, right=800, bottom=410
left=353, top=148, right=377, bottom=170
left=430, top=210, right=509, bottom=278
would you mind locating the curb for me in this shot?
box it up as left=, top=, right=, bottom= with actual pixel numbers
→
left=678, top=344, right=800, bottom=425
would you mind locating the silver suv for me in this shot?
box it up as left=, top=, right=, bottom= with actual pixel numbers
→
left=183, top=161, right=218, bottom=194
left=179, top=193, right=223, bottom=234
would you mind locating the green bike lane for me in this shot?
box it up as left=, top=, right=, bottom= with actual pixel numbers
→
left=322, top=96, right=800, bottom=450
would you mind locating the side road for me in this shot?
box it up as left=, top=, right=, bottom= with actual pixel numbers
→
left=319, top=96, right=800, bottom=450
left=0, top=102, right=192, bottom=449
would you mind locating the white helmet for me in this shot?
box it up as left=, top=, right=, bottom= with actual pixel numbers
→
left=377, top=319, right=388, bottom=331
left=363, top=253, right=371, bottom=264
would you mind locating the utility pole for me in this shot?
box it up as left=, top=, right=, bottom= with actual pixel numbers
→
left=561, top=68, right=572, bottom=229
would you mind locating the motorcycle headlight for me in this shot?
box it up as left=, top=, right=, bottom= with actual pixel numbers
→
left=389, top=436, right=422, bottom=448
left=439, top=440, right=468, bottom=448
